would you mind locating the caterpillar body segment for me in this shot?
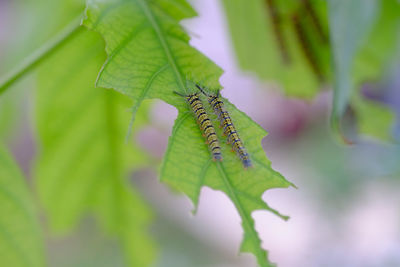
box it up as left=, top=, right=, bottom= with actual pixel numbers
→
left=196, top=85, right=252, bottom=168
left=220, top=111, right=252, bottom=169
left=176, top=92, right=223, bottom=161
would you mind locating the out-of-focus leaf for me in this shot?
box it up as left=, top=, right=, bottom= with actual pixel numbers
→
left=2, top=0, right=85, bottom=68
left=221, top=0, right=331, bottom=98
left=353, top=0, right=400, bottom=83
left=329, top=0, right=400, bottom=140
left=83, top=0, right=293, bottom=266
left=221, top=0, right=398, bottom=140
left=0, top=90, right=20, bottom=139
left=0, top=0, right=85, bottom=138
left=35, top=28, right=156, bottom=266
left=328, top=0, right=378, bottom=131
left=0, top=145, right=44, bottom=267
left=352, top=94, right=395, bottom=141
left=351, top=0, right=400, bottom=141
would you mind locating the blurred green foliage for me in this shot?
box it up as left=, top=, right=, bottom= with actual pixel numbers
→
left=0, top=89, right=21, bottom=140
left=329, top=0, right=399, bottom=141
left=221, top=0, right=330, bottom=98
left=0, top=145, right=44, bottom=267
left=35, top=28, right=156, bottom=266
left=352, top=94, right=395, bottom=141
left=221, top=0, right=400, bottom=141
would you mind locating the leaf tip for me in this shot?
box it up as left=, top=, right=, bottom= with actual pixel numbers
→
left=331, top=115, right=355, bottom=145
left=290, top=182, right=298, bottom=189
left=265, top=204, right=290, bottom=222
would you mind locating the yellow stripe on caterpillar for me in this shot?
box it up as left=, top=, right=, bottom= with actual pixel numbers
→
left=196, top=85, right=252, bottom=168
left=175, top=91, right=222, bottom=162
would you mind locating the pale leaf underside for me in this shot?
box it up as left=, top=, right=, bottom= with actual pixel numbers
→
left=83, top=0, right=293, bottom=266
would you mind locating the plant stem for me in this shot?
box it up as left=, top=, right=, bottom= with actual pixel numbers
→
left=0, top=17, right=82, bottom=95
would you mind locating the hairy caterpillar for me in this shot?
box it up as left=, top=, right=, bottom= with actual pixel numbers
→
left=175, top=92, right=222, bottom=161
left=196, top=85, right=252, bottom=168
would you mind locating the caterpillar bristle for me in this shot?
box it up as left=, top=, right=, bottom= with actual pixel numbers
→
left=196, top=85, right=252, bottom=169
left=183, top=93, right=223, bottom=162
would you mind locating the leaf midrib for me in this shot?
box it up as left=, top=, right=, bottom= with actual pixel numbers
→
left=136, top=0, right=186, bottom=93
left=216, top=162, right=270, bottom=267
left=113, top=3, right=274, bottom=261
left=161, top=112, right=270, bottom=266
left=130, top=63, right=169, bottom=118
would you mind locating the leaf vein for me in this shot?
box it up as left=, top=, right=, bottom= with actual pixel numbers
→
left=136, top=0, right=186, bottom=93
left=97, top=21, right=149, bottom=86
left=216, top=162, right=267, bottom=266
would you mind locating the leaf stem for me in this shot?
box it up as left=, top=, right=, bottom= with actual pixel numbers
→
left=215, top=162, right=272, bottom=267
left=0, top=17, right=83, bottom=95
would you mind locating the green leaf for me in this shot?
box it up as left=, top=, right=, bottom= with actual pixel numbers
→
left=329, top=0, right=400, bottom=139
left=353, top=0, right=400, bottom=84
left=82, top=0, right=223, bottom=109
left=0, top=145, right=44, bottom=267
left=221, top=0, right=331, bottom=98
left=83, top=0, right=293, bottom=266
left=352, top=94, right=395, bottom=141
left=328, top=0, right=379, bottom=130
left=35, top=28, right=156, bottom=266
left=161, top=99, right=293, bottom=267
left=351, top=0, right=400, bottom=141
left=0, top=90, right=20, bottom=139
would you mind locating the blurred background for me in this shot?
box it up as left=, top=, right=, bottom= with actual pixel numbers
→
left=1, top=0, right=400, bottom=266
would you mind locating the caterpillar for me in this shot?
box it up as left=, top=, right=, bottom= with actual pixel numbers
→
left=292, top=13, right=324, bottom=83
left=265, top=0, right=290, bottom=64
left=175, top=91, right=222, bottom=161
left=196, top=85, right=252, bottom=168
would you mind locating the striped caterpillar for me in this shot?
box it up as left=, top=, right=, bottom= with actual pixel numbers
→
left=196, top=85, right=252, bottom=168
left=175, top=91, right=222, bottom=161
